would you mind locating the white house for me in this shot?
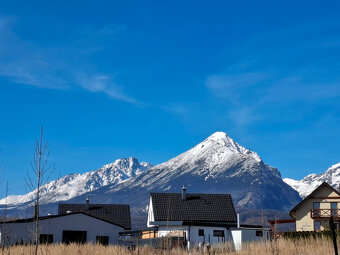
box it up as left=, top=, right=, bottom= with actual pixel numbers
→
left=0, top=212, right=123, bottom=245
left=0, top=200, right=131, bottom=246
left=58, top=199, right=131, bottom=231
left=231, top=226, right=270, bottom=251
left=146, top=186, right=270, bottom=250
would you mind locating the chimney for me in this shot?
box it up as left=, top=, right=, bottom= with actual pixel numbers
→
left=85, top=197, right=90, bottom=210
left=182, top=185, right=187, bottom=201
left=237, top=212, right=240, bottom=228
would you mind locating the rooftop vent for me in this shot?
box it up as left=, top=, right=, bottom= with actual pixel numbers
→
left=182, top=185, right=187, bottom=201
left=85, top=197, right=90, bottom=210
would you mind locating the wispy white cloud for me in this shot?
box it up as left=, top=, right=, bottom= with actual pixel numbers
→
left=205, top=58, right=340, bottom=127
left=0, top=16, right=141, bottom=105
left=75, top=74, right=141, bottom=105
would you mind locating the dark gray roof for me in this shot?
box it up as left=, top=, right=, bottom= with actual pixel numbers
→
left=150, top=193, right=237, bottom=224
left=58, top=204, right=131, bottom=230
left=0, top=212, right=123, bottom=227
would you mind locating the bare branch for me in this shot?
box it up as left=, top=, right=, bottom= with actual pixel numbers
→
left=26, top=126, right=55, bottom=255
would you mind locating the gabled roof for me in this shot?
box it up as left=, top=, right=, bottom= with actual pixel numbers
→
left=58, top=204, right=131, bottom=230
left=290, top=181, right=340, bottom=218
left=0, top=212, right=123, bottom=227
left=150, top=193, right=237, bottom=224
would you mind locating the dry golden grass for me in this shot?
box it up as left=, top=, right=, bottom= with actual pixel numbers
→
left=1, top=237, right=340, bottom=255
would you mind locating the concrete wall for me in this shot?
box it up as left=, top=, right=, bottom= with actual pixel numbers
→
left=295, top=186, right=340, bottom=231
left=0, top=213, right=123, bottom=245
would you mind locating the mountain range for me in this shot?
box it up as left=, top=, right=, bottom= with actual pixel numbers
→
left=284, top=162, right=340, bottom=198
left=1, top=132, right=302, bottom=223
left=0, top=158, right=151, bottom=209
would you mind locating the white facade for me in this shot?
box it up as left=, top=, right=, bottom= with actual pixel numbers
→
left=0, top=213, right=123, bottom=245
left=157, top=225, right=229, bottom=247
left=147, top=193, right=270, bottom=251
left=231, top=228, right=270, bottom=251
left=147, top=197, right=154, bottom=227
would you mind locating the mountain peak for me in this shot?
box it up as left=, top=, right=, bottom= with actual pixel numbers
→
left=284, top=162, right=340, bottom=198
left=0, top=157, right=152, bottom=205
left=207, top=131, right=229, bottom=141
left=326, top=162, right=340, bottom=173
left=202, top=132, right=261, bottom=162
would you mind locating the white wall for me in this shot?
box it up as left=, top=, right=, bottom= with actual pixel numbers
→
left=157, top=225, right=228, bottom=248
left=231, top=229, right=242, bottom=251
left=240, top=228, right=270, bottom=242
left=0, top=213, right=123, bottom=245
left=230, top=228, right=270, bottom=251
left=146, top=197, right=154, bottom=227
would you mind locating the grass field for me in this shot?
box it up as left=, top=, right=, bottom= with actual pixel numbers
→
left=1, top=237, right=339, bottom=255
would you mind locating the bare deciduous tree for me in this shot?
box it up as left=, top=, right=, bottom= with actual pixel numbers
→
left=26, top=127, right=55, bottom=255
left=0, top=182, right=9, bottom=255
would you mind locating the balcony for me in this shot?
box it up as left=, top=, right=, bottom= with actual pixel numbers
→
left=310, top=209, right=340, bottom=219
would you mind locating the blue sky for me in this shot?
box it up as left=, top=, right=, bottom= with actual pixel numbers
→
left=0, top=1, right=340, bottom=195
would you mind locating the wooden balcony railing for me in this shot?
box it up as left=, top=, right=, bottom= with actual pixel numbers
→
left=310, top=209, right=340, bottom=218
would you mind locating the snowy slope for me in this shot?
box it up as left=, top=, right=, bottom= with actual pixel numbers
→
left=284, top=162, right=340, bottom=198
left=0, top=157, right=152, bottom=206
left=68, top=132, right=300, bottom=212
left=1, top=132, right=301, bottom=218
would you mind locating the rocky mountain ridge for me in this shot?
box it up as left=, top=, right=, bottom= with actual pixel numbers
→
left=0, top=132, right=301, bottom=220
left=284, top=162, right=340, bottom=198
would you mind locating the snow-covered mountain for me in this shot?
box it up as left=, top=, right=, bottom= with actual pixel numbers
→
left=0, top=157, right=151, bottom=206
left=65, top=132, right=301, bottom=212
left=0, top=132, right=301, bottom=219
left=284, top=162, right=340, bottom=198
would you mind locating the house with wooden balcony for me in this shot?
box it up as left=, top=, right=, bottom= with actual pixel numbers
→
left=289, top=182, right=340, bottom=231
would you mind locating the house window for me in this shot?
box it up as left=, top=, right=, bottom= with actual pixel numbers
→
left=335, top=221, right=340, bottom=230
left=198, top=229, right=204, bottom=236
left=313, top=202, right=320, bottom=217
left=256, top=230, right=263, bottom=236
left=62, top=230, right=87, bottom=244
left=331, top=202, right=338, bottom=216
left=213, top=230, right=224, bottom=237
left=314, top=221, right=321, bottom=231
left=40, top=234, right=53, bottom=244
left=96, top=236, right=109, bottom=245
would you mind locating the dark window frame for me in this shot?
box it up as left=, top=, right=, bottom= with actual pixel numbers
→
left=313, top=202, right=321, bottom=217
left=39, top=234, right=53, bottom=244
left=198, top=229, right=204, bottom=236
left=256, top=230, right=263, bottom=236
left=213, top=230, right=224, bottom=237
left=314, top=221, right=321, bottom=231
left=331, top=202, right=338, bottom=216
left=96, top=236, right=109, bottom=245
left=62, top=230, right=87, bottom=244
left=313, top=202, right=320, bottom=209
